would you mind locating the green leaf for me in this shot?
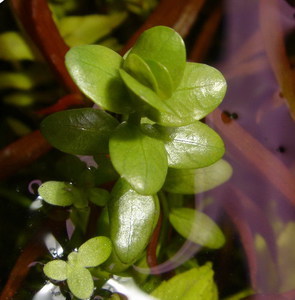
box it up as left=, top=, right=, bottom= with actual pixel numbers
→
left=67, top=265, right=94, bottom=299
left=77, top=236, right=112, bottom=267
left=109, top=121, right=168, bottom=195
left=119, top=68, right=174, bottom=114
left=109, top=179, right=160, bottom=264
left=123, top=53, right=158, bottom=92
left=0, top=32, right=34, bottom=61
left=145, top=59, right=173, bottom=99
left=151, top=264, right=217, bottom=300
left=169, top=208, right=225, bottom=249
left=43, top=260, right=68, bottom=281
left=128, top=26, right=186, bottom=89
left=57, top=13, right=126, bottom=47
left=146, top=62, right=227, bottom=126
left=87, top=187, right=110, bottom=206
left=38, top=181, right=83, bottom=207
left=41, top=108, right=119, bottom=155
left=164, top=159, right=233, bottom=194
left=65, top=45, right=132, bottom=113
left=144, top=121, right=225, bottom=169
left=93, top=155, right=119, bottom=186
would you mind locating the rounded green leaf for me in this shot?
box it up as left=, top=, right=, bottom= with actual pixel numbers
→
left=41, top=108, right=119, bottom=155
left=150, top=121, right=225, bottom=169
left=43, top=260, right=68, bottom=281
left=169, top=208, right=225, bottom=249
left=67, top=265, right=94, bottom=299
left=123, top=53, right=158, bottom=92
left=65, top=45, right=132, bottom=113
left=128, top=26, right=186, bottom=88
left=109, top=179, right=160, bottom=264
left=163, top=159, right=233, bottom=194
left=151, top=264, right=216, bottom=300
left=146, top=62, right=227, bottom=126
left=38, top=181, right=82, bottom=207
left=77, top=236, right=112, bottom=267
left=109, top=121, right=168, bottom=195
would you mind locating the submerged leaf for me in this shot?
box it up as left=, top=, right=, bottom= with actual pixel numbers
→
left=169, top=208, right=225, bottom=249
left=109, top=121, right=167, bottom=195
left=123, top=53, right=158, bottom=92
left=151, top=264, right=217, bottom=300
left=77, top=236, right=112, bottom=267
left=65, top=45, right=132, bottom=113
left=38, top=181, right=82, bottom=207
left=58, top=13, right=126, bottom=47
left=67, top=265, right=94, bottom=299
left=146, top=63, right=227, bottom=126
left=128, top=26, right=186, bottom=89
left=0, top=32, right=34, bottom=61
left=41, top=108, right=119, bottom=155
left=43, top=260, right=68, bottom=281
left=164, top=159, right=233, bottom=194
left=144, top=121, right=224, bottom=169
left=109, top=179, right=160, bottom=264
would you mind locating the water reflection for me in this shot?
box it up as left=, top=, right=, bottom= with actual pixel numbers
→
left=33, top=282, right=66, bottom=300
left=44, top=233, right=64, bottom=258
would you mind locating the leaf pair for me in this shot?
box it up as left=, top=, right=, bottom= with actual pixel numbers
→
left=43, top=236, right=112, bottom=299
left=38, top=181, right=110, bottom=208
left=65, top=26, right=226, bottom=126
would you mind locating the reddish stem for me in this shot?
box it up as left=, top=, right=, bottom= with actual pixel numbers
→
left=0, top=130, right=51, bottom=180
left=147, top=211, right=163, bottom=269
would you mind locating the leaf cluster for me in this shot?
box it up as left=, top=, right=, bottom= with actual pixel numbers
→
left=39, top=26, right=232, bottom=299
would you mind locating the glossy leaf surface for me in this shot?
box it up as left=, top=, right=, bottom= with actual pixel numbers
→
left=169, top=208, right=225, bottom=249
left=119, top=68, right=174, bottom=114
left=128, top=26, right=186, bottom=88
left=123, top=53, right=158, bottom=92
left=146, top=63, right=227, bottom=126
left=67, top=265, right=94, bottom=299
left=38, top=181, right=82, bottom=207
left=151, top=264, right=217, bottom=300
left=146, top=59, right=173, bottom=99
left=146, top=121, right=225, bottom=169
left=109, top=121, right=167, bottom=195
left=77, top=236, right=112, bottom=267
left=65, top=45, right=131, bottom=113
left=109, top=179, right=159, bottom=264
left=164, top=159, right=233, bottom=194
left=43, top=260, right=68, bottom=281
left=41, top=108, right=119, bottom=155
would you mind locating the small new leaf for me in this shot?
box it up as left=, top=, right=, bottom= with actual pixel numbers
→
left=41, top=108, right=119, bottom=155
left=43, top=260, right=68, bottom=281
left=128, top=26, right=186, bottom=89
left=38, top=181, right=82, bottom=207
left=109, top=179, right=160, bottom=264
left=109, top=121, right=168, bottom=195
left=169, top=208, right=225, bottom=249
left=77, top=236, right=112, bottom=267
left=164, top=159, right=233, bottom=194
left=146, top=63, right=227, bottom=126
left=67, top=265, right=94, bottom=300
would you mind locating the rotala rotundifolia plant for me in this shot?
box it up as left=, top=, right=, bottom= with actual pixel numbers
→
left=39, top=26, right=232, bottom=299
